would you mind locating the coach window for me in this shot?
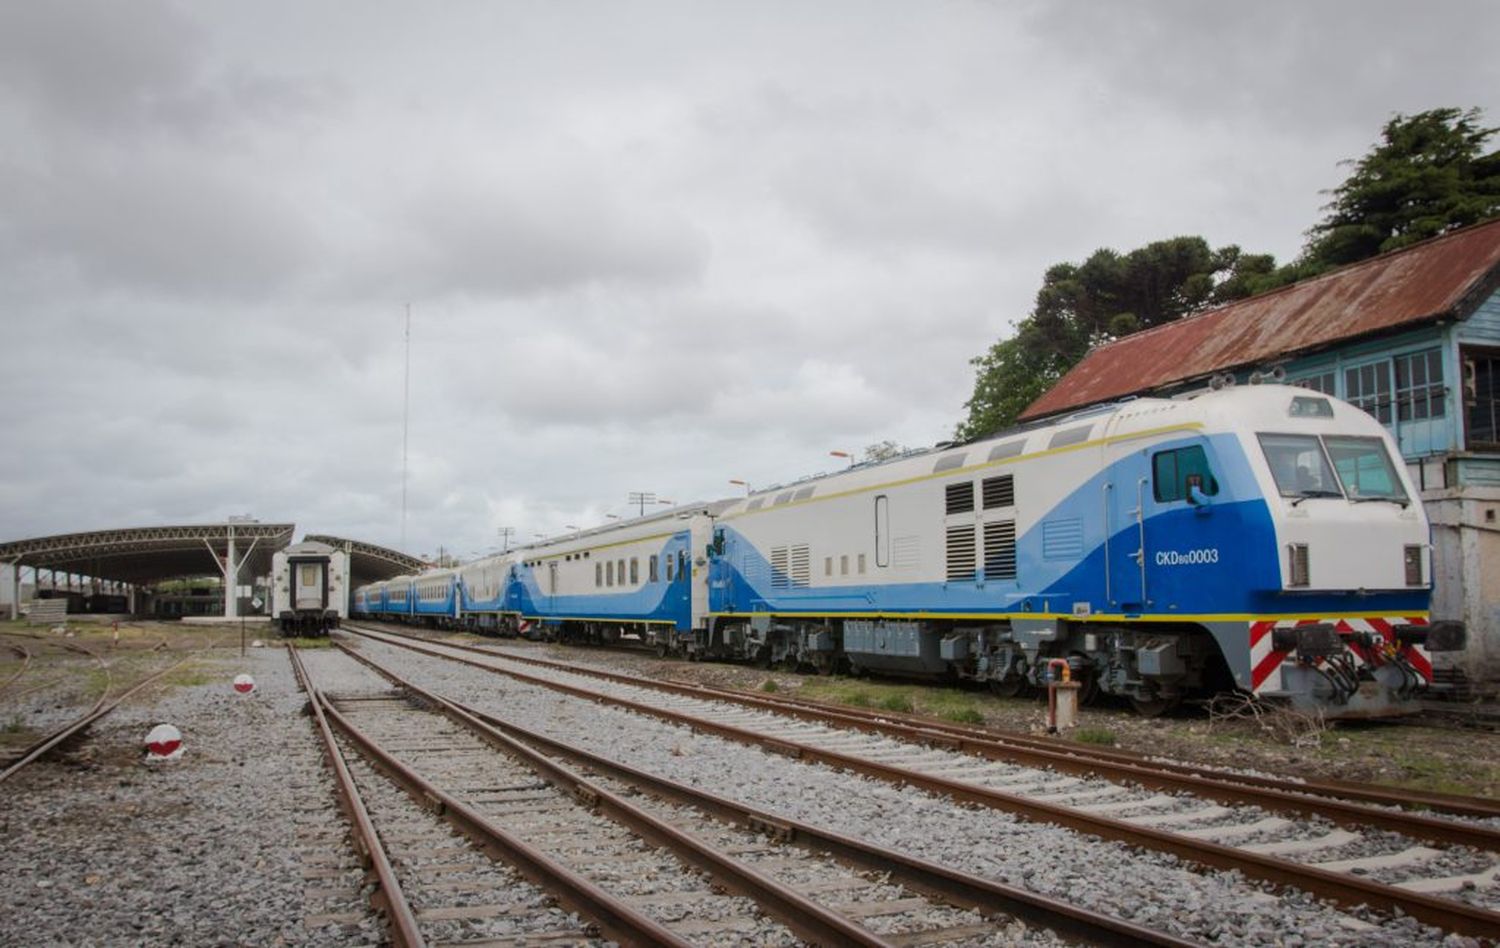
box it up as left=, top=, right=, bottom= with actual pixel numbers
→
left=630, top=557, right=639, bottom=584
left=649, top=555, right=659, bottom=582
left=666, top=555, right=675, bottom=582
left=678, top=549, right=688, bottom=577
left=595, top=563, right=602, bottom=587
left=1152, top=445, right=1220, bottom=503
left=606, top=561, right=614, bottom=586
left=617, top=559, right=626, bottom=585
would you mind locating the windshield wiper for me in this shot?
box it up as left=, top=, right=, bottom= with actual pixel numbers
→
left=1349, top=495, right=1410, bottom=508
left=1289, top=489, right=1343, bottom=507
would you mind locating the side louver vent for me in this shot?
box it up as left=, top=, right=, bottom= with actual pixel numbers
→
left=946, top=526, right=977, bottom=582
left=982, top=474, right=1014, bottom=509
left=946, top=482, right=974, bottom=515
left=983, top=521, right=1017, bottom=580
left=770, top=545, right=810, bottom=589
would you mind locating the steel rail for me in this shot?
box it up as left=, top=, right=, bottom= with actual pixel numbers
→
left=287, top=645, right=425, bottom=948
left=326, top=645, right=897, bottom=947
left=0, top=655, right=185, bottom=784
left=344, top=625, right=1500, bottom=940
left=337, top=641, right=1198, bottom=948
left=375, top=626, right=1500, bottom=828
left=726, top=684, right=1500, bottom=820
left=315, top=697, right=697, bottom=947
left=0, top=642, right=31, bottom=695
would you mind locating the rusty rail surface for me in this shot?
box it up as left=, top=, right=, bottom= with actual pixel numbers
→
left=0, top=642, right=30, bottom=695
left=337, top=640, right=1197, bottom=948
left=344, top=625, right=1500, bottom=941
left=369, top=626, right=1500, bottom=827
left=288, top=645, right=425, bottom=948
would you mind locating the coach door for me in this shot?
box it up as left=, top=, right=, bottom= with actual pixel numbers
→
left=294, top=561, right=326, bottom=610
left=1100, top=421, right=1149, bottom=612
left=547, top=561, right=558, bottom=610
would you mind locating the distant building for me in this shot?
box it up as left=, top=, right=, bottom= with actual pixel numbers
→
left=1020, top=218, right=1500, bottom=684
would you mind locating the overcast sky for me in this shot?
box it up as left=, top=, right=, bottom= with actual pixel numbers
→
left=2, top=1, right=1497, bottom=565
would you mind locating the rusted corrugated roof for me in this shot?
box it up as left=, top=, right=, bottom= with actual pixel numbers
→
left=1019, top=218, right=1500, bottom=421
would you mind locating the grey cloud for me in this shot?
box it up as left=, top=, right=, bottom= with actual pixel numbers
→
left=1021, top=1, right=1500, bottom=133
left=0, top=2, right=338, bottom=140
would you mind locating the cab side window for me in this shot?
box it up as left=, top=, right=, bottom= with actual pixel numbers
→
left=1153, top=445, right=1219, bottom=503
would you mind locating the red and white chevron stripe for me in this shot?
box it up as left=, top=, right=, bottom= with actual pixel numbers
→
left=1248, top=616, right=1431, bottom=693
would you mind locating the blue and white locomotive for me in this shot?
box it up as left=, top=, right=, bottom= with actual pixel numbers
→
left=355, top=385, right=1461, bottom=716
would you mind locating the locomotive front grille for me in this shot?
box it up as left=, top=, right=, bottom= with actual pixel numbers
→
left=1287, top=543, right=1310, bottom=587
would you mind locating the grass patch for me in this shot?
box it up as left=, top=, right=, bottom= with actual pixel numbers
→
left=879, top=692, right=914, bottom=713
left=1075, top=727, right=1118, bottom=746
left=285, top=637, right=334, bottom=649
left=942, top=707, right=986, bottom=725
left=759, top=679, right=779, bottom=693
left=162, top=664, right=217, bottom=688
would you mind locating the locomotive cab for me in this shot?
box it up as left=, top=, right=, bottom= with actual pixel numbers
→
left=1225, top=390, right=1460, bottom=714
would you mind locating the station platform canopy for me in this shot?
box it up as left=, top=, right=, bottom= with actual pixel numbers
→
left=0, top=522, right=295, bottom=585
left=302, top=534, right=428, bottom=587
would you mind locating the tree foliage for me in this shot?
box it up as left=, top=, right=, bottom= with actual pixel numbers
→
left=957, top=106, right=1500, bottom=440
left=956, top=238, right=1272, bottom=439
left=1302, top=107, right=1500, bottom=271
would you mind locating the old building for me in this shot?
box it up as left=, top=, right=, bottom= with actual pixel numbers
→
left=1020, top=218, right=1500, bottom=684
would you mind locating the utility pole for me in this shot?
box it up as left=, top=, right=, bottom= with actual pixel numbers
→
left=627, top=491, right=655, bottom=517
left=401, top=302, right=411, bottom=552
left=497, top=527, right=514, bottom=553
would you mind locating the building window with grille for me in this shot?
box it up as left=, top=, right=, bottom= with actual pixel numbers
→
left=1293, top=371, right=1336, bottom=395
left=1466, top=348, right=1500, bottom=450
left=1344, top=361, right=1392, bottom=424
left=1394, top=349, right=1445, bottom=422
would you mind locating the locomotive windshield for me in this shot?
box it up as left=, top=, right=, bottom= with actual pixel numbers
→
left=1258, top=432, right=1408, bottom=504
left=1323, top=435, right=1409, bottom=503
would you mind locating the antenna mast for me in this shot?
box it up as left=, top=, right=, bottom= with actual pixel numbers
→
left=401, top=303, right=411, bottom=551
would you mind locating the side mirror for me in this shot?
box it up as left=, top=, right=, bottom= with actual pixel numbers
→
left=1187, top=477, right=1212, bottom=511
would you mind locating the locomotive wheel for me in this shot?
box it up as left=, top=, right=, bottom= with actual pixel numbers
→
left=988, top=675, right=1026, bottom=698
left=1129, top=693, right=1181, bottom=717
left=654, top=642, right=669, bottom=659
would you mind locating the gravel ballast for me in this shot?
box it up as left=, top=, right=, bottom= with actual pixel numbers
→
left=346, top=632, right=1475, bottom=948
left=0, top=645, right=379, bottom=946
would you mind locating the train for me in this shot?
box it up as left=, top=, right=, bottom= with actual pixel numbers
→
left=272, top=540, right=349, bottom=636
left=354, top=385, right=1465, bottom=717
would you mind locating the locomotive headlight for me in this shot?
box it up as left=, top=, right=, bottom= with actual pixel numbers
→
left=1404, top=545, right=1423, bottom=586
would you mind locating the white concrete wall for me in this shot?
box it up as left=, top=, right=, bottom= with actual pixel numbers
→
left=1425, top=487, right=1500, bottom=683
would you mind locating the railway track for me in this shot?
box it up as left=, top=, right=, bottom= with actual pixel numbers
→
left=344, top=623, right=1500, bottom=940
left=0, top=639, right=188, bottom=784
left=0, top=641, right=30, bottom=696
left=295, top=640, right=1170, bottom=947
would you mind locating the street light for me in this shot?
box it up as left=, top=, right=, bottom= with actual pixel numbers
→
left=605, top=514, right=620, bottom=520
left=564, top=524, right=579, bottom=532
left=729, top=479, right=751, bottom=495
left=830, top=450, right=854, bottom=467
left=657, top=499, right=674, bottom=506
